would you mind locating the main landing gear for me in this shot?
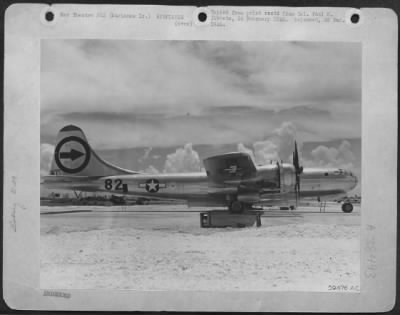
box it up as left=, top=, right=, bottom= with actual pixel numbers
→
left=341, top=202, right=354, bottom=213
left=229, top=200, right=244, bottom=213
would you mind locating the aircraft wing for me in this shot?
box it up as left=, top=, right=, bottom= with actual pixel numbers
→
left=203, top=152, right=257, bottom=184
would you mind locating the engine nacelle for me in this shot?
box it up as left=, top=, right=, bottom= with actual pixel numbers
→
left=255, top=163, right=296, bottom=195
left=280, top=163, right=296, bottom=193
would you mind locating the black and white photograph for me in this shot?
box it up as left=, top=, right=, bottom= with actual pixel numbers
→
left=40, top=39, right=361, bottom=291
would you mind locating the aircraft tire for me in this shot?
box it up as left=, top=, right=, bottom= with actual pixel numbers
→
left=230, top=201, right=244, bottom=213
left=342, top=202, right=353, bottom=213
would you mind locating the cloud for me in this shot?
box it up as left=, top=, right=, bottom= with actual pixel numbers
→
left=276, top=105, right=331, bottom=117
left=163, top=143, right=201, bottom=173
left=236, top=122, right=358, bottom=174
left=305, top=140, right=356, bottom=170
left=269, top=121, right=298, bottom=162
left=138, top=147, right=152, bottom=162
left=41, top=40, right=361, bottom=149
left=41, top=143, right=54, bottom=176
left=141, top=165, right=159, bottom=174
left=237, top=122, right=298, bottom=165
left=237, top=143, right=255, bottom=161
left=253, top=140, right=280, bottom=165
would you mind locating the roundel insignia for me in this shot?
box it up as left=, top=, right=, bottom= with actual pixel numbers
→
left=139, top=178, right=167, bottom=193
left=54, top=136, right=91, bottom=174
left=145, top=178, right=160, bottom=193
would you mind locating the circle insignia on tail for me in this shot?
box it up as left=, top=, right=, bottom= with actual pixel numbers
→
left=54, top=136, right=91, bottom=173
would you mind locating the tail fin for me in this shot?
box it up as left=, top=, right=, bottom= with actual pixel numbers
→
left=50, top=125, right=137, bottom=177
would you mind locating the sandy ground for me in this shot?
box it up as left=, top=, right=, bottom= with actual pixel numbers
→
left=41, top=204, right=360, bottom=291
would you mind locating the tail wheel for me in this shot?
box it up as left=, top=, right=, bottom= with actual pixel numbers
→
left=230, top=201, right=244, bottom=213
left=342, top=202, right=353, bottom=213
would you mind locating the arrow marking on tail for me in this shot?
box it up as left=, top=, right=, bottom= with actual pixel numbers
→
left=54, top=136, right=91, bottom=174
left=60, top=149, right=84, bottom=161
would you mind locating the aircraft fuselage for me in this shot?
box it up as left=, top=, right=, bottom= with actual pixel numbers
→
left=44, top=164, right=357, bottom=207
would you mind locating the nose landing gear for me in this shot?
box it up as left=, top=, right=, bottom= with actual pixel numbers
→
left=228, top=199, right=254, bottom=213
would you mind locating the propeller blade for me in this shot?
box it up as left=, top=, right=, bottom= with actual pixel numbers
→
left=297, top=174, right=300, bottom=192
left=292, top=141, right=302, bottom=208
left=293, top=141, right=299, bottom=169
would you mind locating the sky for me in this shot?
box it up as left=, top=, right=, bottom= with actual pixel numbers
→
left=41, top=39, right=361, bottom=194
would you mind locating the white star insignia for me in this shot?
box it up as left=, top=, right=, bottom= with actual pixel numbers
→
left=146, top=179, right=158, bottom=192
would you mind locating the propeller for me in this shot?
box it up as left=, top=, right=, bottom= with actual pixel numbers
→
left=293, top=141, right=303, bottom=207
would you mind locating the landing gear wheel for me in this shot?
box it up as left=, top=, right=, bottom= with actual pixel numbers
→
left=342, top=202, right=353, bottom=213
left=230, top=201, right=244, bottom=213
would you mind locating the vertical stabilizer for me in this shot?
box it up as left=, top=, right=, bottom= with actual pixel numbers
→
left=49, top=125, right=137, bottom=177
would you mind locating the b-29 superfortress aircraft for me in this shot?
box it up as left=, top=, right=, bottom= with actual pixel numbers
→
left=42, top=125, right=358, bottom=213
